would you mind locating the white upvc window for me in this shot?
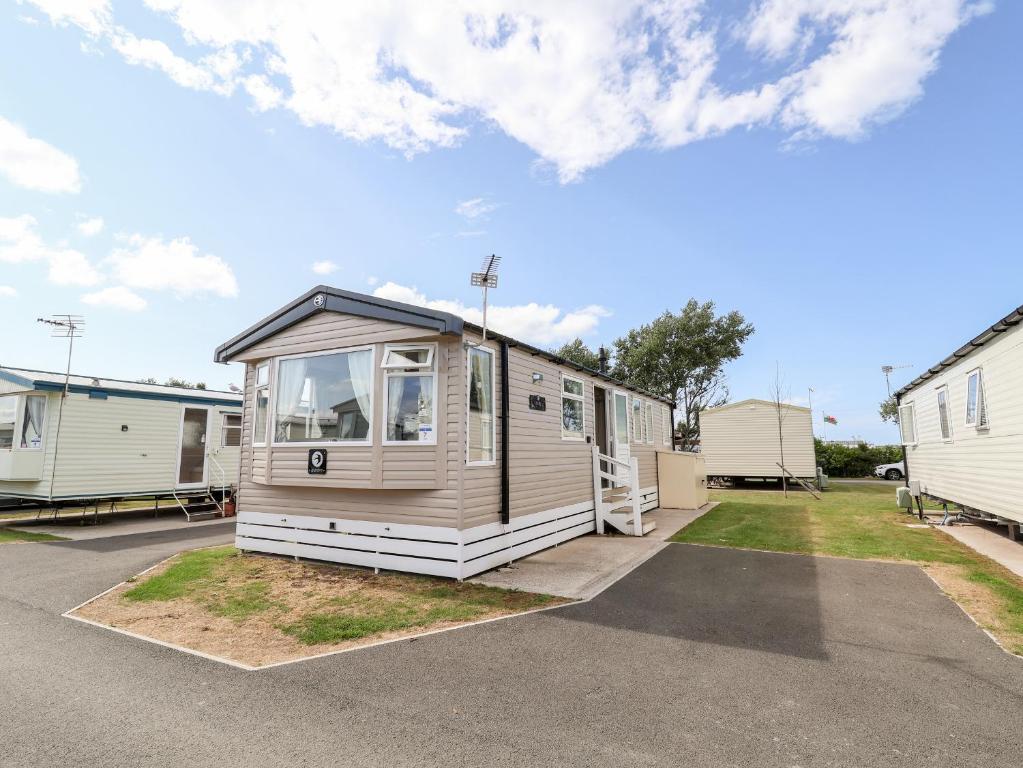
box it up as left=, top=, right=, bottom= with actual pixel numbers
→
left=964, top=369, right=989, bottom=428
left=467, top=345, right=496, bottom=464
left=222, top=413, right=242, bottom=447
left=936, top=386, right=952, bottom=442
left=0, top=395, right=17, bottom=450
left=273, top=346, right=375, bottom=446
left=898, top=403, right=917, bottom=446
left=382, top=343, right=437, bottom=445
left=645, top=402, right=654, bottom=444
left=632, top=397, right=643, bottom=442
left=561, top=374, right=585, bottom=441
left=662, top=406, right=672, bottom=446
left=253, top=362, right=270, bottom=446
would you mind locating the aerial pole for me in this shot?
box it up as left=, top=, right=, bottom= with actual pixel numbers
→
left=37, top=315, right=85, bottom=505
left=471, top=254, right=501, bottom=341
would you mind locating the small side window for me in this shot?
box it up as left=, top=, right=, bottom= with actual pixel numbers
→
left=253, top=362, right=270, bottom=446
left=645, top=403, right=654, bottom=444
left=936, top=387, right=951, bottom=441
left=222, top=413, right=242, bottom=447
left=897, top=403, right=917, bottom=445
left=964, top=369, right=989, bottom=428
left=561, top=375, right=585, bottom=441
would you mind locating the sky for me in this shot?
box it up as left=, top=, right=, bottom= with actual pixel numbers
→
left=1, top=1, right=1020, bottom=445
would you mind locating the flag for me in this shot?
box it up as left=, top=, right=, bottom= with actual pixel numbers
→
left=824, top=415, right=837, bottom=425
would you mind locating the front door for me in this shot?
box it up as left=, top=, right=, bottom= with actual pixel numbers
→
left=177, top=407, right=210, bottom=488
left=612, top=390, right=631, bottom=483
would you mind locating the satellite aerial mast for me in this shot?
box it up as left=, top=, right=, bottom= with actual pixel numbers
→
left=471, top=254, right=501, bottom=341
left=36, top=314, right=85, bottom=504
left=881, top=363, right=912, bottom=398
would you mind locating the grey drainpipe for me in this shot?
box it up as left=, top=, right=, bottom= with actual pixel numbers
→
left=670, top=404, right=676, bottom=451
left=500, top=341, right=510, bottom=525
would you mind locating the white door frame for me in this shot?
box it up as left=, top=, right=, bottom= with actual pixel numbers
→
left=175, top=405, right=212, bottom=490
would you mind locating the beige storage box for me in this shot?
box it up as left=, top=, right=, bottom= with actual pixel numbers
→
left=657, top=451, right=708, bottom=510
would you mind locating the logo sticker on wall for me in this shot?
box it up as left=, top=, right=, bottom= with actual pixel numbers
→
left=308, top=448, right=328, bottom=475
left=313, top=294, right=326, bottom=308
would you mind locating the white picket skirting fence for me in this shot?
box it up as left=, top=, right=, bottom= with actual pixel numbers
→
left=235, top=484, right=658, bottom=580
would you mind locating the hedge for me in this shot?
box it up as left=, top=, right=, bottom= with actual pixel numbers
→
left=814, top=439, right=903, bottom=478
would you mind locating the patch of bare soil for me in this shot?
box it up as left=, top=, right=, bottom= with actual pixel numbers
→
left=72, top=552, right=567, bottom=668
left=924, top=563, right=1023, bottom=656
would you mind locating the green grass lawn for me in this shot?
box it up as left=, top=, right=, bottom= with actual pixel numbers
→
left=672, top=483, right=1023, bottom=654
left=0, top=527, right=68, bottom=543
left=115, top=546, right=562, bottom=658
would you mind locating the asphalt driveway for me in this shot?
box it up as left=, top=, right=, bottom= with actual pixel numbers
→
left=2, top=529, right=1021, bottom=767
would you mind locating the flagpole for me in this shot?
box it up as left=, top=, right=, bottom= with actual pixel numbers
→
left=822, top=410, right=827, bottom=441
left=807, top=387, right=815, bottom=437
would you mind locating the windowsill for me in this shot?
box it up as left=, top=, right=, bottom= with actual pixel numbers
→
left=561, top=436, right=585, bottom=442
left=467, top=460, right=497, bottom=467
left=382, top=440, right=438, bottom=447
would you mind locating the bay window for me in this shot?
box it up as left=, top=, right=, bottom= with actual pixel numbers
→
left=382, top=344, right=436, bottom=443
left=468, top=346, right=495, bottom=462
left=562, top=375, right=585, bottom=441
left=20, top=396, right=46, bottom=449
left=274, top=348, right=373, bottom=444
left=0, top=395, right=15, bottom=449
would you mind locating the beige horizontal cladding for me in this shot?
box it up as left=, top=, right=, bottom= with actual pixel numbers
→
left=700, top=399, right=816, bottom=478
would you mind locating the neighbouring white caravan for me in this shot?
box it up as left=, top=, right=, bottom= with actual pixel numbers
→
left=215, top=286, right=678, bottom=579
left=895, top=304, right=1023, bottom=529
left=699, top=399, right=816, bottom=481
left=0, top=367, right=242, bottom=504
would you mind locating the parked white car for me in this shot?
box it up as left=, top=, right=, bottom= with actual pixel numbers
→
left=874, top=461, right=905, bottom=481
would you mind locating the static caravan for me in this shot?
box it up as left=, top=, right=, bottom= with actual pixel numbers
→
left=895, top=304, right=1023, bottom=531
left=214, top=286, right=676, bottom=579
left=699, top=399, right=816, bottom=482
left=0, top=367, right=242, bottom=509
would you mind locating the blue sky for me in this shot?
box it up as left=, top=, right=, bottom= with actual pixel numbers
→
left=1, top=1, right=1020, bottom=444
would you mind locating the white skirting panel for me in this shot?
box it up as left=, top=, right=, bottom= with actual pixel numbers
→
left=235, top=486, right=659, bottom=580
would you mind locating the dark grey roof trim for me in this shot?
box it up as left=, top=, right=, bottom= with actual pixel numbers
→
left=895, top=304, right=1023, bottom=398
left=214, top=285, right=465, bottom=363
left=215, top=285, right=673, bottom=406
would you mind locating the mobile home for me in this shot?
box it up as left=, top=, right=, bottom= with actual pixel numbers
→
left=894, top=304, right=1023, bottom=530
left=0, top=367, right=242, bottom=507
left=214, top=286, right=676, bottom=579
left=699, top=399, right=816, bottom=481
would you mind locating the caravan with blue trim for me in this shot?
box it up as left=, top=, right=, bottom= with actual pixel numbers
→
left=0, top=367, right=242, bottom=513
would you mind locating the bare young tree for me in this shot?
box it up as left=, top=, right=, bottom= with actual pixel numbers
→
left=769, top=363, right=790, bottom=497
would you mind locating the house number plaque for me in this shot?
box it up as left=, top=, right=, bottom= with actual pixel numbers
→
left=308, top=449, right=328, bottom=475
left=529, top=395, right=546, bottom=411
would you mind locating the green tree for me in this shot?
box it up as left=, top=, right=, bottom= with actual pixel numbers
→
left=140, top=377, right=207, bottom=390
left=611, top=300, right=754, bottom=450
left=879, top=396, right=899, bottom=423
left=552, top=338, right=602, bottom=370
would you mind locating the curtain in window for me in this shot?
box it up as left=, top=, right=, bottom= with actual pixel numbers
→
left=387, top=377, right=405, bottom=438
left=348, top=350, right=373, bottom=427
left=275, top=358, right=308, bottom=441
left=470, top=350, right=492, bottom=416
left=21, top=397, right=45, bottom=448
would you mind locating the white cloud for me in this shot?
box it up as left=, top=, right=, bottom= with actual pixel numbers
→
left=27, top=0, right=988, bottom=181
left=366, top=275, right=379, bottom=286
left=372, top=281, right=609, bottom=345
left=0, top=214, right=101, bottom=285
left=455, top=197, right=499, bottom=220
left=0, top=115, right=81, bottom=193
left=76, top=215, right=104, bottom=236
left=311, top=260, right=339, bottom=275
left=81, top=285, right=147, bottom=311
left=0, top=285, right=17, bottom=298
left=107, top=234, right=239, bottom=298
left=455, top=230, right=487, bottom=238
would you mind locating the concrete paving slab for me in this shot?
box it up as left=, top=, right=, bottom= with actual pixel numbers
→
left=17, top=514, right=231, bottom=541
left=937, top=521, right=1023, bottom=579
left=469, top=505, right=712, bottom=598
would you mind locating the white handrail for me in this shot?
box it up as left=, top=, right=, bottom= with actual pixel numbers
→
left=591, top=446, right=644, bottom=536
left=208, top=453, right=226, bottom=514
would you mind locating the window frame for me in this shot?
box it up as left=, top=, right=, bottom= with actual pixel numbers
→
left=381, top=342, right=439, bottom=447
left=252, top=362, right=270, bottom=447
left=466, top=344, right=497, bottom=465
left=964, top=368, right=989, bottom=429
left=897, top=402, right=917, bottom=446
left=560, top=373, right=586, bottom=442
left=935, top=385, right=952, bottom=442
left=662, top=405, right=672, bottom=446
left=645, top=402, right=654, bottom=445
left=0, top=393, right=20, bottom=451
left=381, top=343, right=435, bottom=371
left=632, top=397, right=643, bottom=443
left=221, top=411, right=242, bottom=448
left=270, top=345, right=376, bottom=448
